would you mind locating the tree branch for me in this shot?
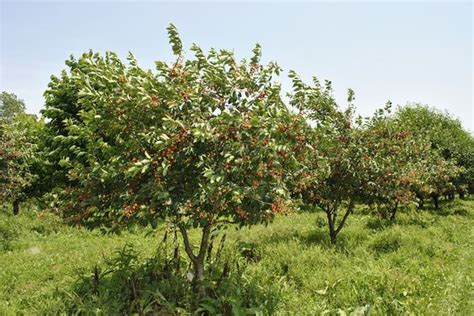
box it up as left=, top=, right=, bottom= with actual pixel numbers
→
left=335, top=198, right=354, bottom=234
left=178, top=224, right=197, bottom=263
left=197, top=224, right=212, bottom=262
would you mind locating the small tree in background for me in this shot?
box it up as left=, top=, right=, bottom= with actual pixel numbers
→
left=357, top=103, right=430, bottom=220
left=288, top=72, right=364, bottom=243
left=0, top=91, right=26, bottom=123
left=417, top=156, right=461, bottom=209
left=0, top=112, right=43, bottom=214
left=395, top=104, right=473, bottom=201
left=42, top=24, right=306, bottom=297
left=0, top=91, right=51, bottom=215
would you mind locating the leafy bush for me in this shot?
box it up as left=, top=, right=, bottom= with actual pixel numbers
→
left=66, top=243, right=280, bottom=314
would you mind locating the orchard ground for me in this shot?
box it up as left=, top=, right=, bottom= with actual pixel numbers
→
left=1, top=198, right=473, bottom=314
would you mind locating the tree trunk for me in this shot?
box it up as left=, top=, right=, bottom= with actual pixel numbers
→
left=325, top=205, right=337, bottom=244
left=459, top=191, right=465, bottom=200
left=13, top=200, right=20, bottom=216
left=327, top=213, right=337, bottom=244
left=416, top=192, right=424, bottom=209
left=325, top=199, right=354, bottom=244
left=389, top=202, right=399, bottom=221
left=432, top=194, right=439, bottom=209
left=193, top=260, right=206, bottom=298
left=178, top=223, right=211, bottom=299
left=418, top=198, right=424, bottom=209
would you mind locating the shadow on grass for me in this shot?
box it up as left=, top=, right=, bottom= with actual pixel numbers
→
left=61, top=244, right=281, bottom=315
left=421, top=199, right=471, bottom=217
left=369, top=230, right=402, bottom=256
left=366, top=217, right=397, bottom=231
left=396, top=214, right=437, bottom=228
left=298, top=229, right=359, bottom=255
left=366, top=199, right=471, bottom=230
left=246, top=214, right=360, bottom=254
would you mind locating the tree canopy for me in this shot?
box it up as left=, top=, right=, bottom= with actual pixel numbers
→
left=0, top=91, right=26, bottom=123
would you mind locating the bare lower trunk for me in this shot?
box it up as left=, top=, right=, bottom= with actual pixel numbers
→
left=431, top=193, right=439, bottom=209
left=418, top=198, right=424, bottom=209
left=179, top=223, right=211, bottom=299
left=324, top=198, right=354, bottom=244
left=416, top=192, right=424, bottom=209
left=193, top=261, right=205, bottom=298
left=389, top=202, right=399, bottom=221
left=327, top=210, right=337, bottom=244
left=13, top=200, right=20, bottom=216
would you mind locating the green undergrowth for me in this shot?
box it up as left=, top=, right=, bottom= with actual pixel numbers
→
left=0, top=198, right=473, bottom=314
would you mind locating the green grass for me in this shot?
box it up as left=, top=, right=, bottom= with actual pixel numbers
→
left=1, top=199, right=473, bottom=314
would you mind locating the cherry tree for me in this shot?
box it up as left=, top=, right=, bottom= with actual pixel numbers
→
left=42, top=25, right=306, bottom=297
left=288, top=72, right=363, bottom=243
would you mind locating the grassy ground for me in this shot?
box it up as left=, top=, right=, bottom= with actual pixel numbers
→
left=0, top=198, right=473, bottom=315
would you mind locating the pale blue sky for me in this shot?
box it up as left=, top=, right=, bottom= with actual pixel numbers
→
left=1, top=1, right=472, bottom=130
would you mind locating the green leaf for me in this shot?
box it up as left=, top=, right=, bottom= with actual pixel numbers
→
left=166, top=23, right=183, bottom=56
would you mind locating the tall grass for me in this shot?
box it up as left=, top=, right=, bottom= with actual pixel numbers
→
left=1, top=198, right=473, bottom=314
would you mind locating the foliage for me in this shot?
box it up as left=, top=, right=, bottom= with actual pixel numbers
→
left=395, top=104, right=474, bottom=197
left=41, top=55, right=94, bottom=193
left=0, top=91, right=26, bottom=123
left=357, top=103, right=432, bottom=219
left=0, top=113, right=43, bottom=211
